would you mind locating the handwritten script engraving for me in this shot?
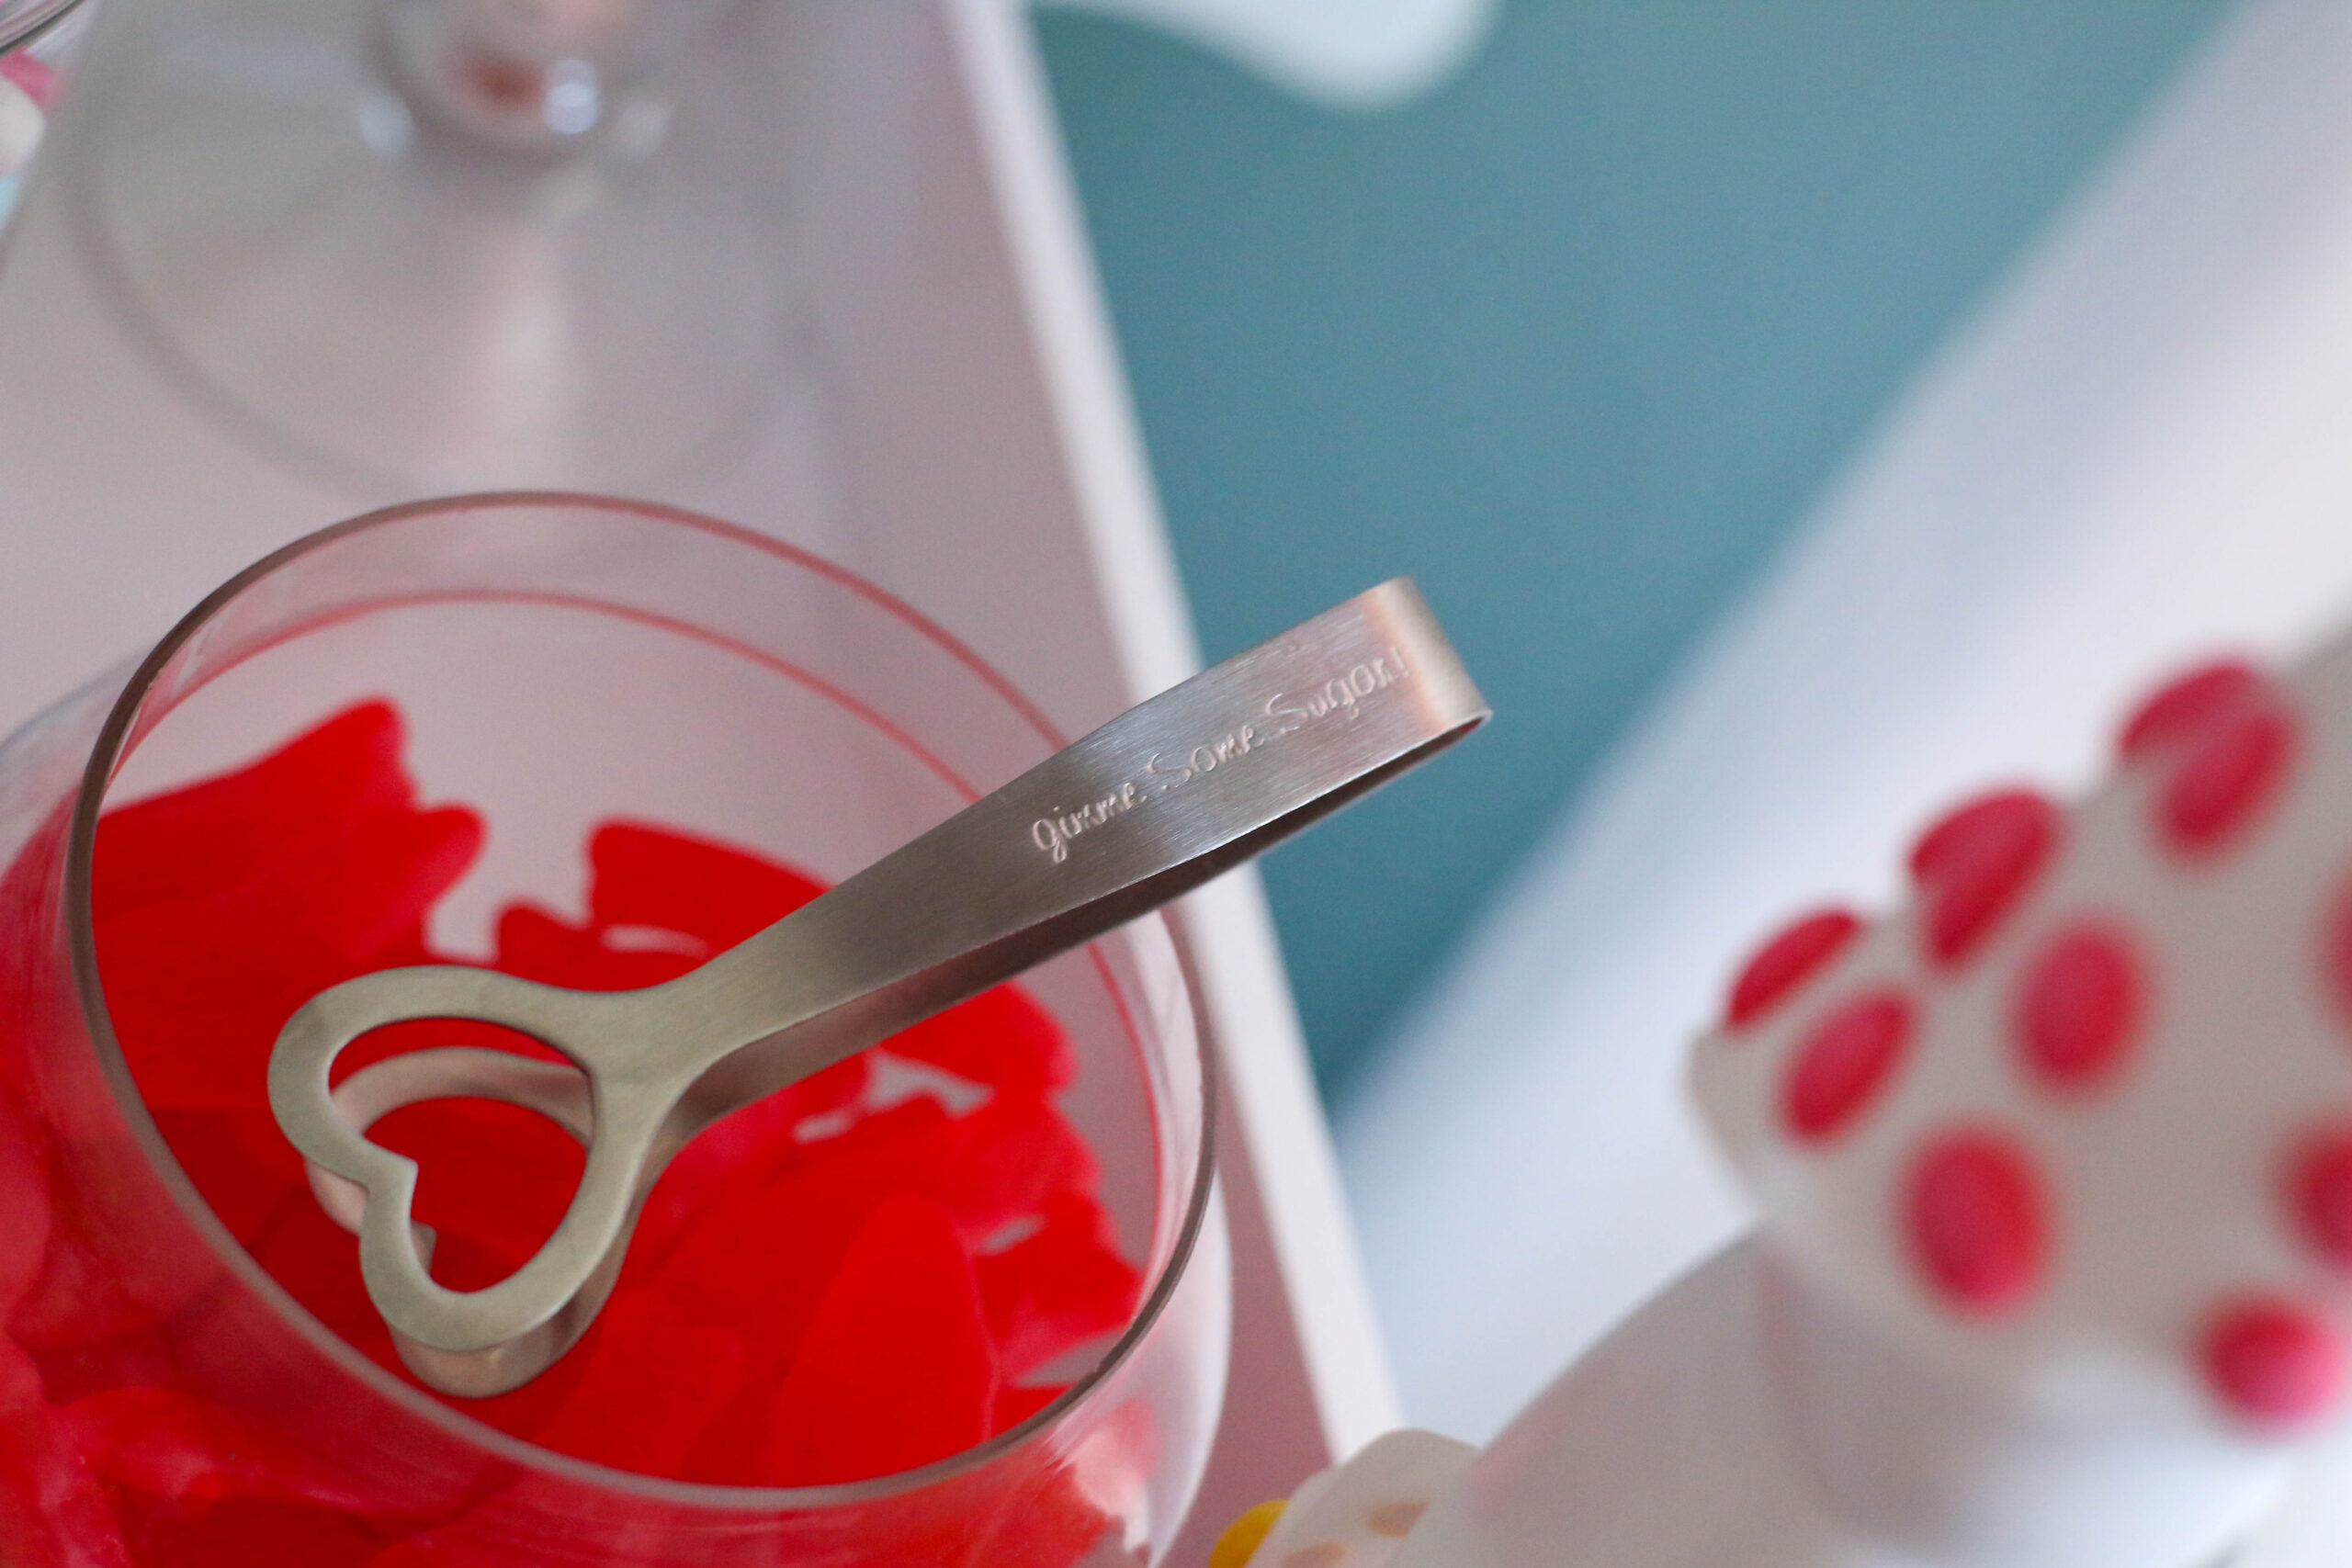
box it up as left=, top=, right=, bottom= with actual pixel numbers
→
left=1029, top=644, right=1416, bottom=861
left=1032, top=781, right=1142, bottom=863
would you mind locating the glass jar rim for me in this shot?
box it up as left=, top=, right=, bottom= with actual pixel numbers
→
left=55, top=490, right=1221, bottom=1511
left=0, top=0, right=87, bottom=56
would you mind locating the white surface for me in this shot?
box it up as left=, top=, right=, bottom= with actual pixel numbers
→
left=1390, top=1243, right=2287, bottom=1568
left=1031, top=0, right=1493, bottom=108
left=1392, top=1244, right=1900, bottom=1568
left=0, top=76, right=43, bottom=179
left=1342, top=0, right=2352, bottom=1445
left=0, top=0, right=1391, bottom=1546
left=2238, top=1434, right=2352, bottom=1566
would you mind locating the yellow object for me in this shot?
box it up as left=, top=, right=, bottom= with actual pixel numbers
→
left=1209, top=1500, right=1290, bottom=1568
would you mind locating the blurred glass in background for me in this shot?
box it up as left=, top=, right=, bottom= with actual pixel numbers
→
left=0, top=0, right=95, bottom=239
left=64, top=0, right=785, bottom=494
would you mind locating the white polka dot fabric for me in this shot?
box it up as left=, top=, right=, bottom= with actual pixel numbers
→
left=1691, top=642, right=2352, bottom=1438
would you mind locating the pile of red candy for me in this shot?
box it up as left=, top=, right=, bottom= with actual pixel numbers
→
left=0, top=702, right=1145, bottom=1562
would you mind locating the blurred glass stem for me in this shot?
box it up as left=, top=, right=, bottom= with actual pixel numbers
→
left=375, top=0, right=732, bottom=155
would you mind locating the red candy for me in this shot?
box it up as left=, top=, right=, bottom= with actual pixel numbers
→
left=60, top=1387, right=382, bottom=1512
left=889, top=985, right=1075, bottom=1099
left=1907, top=790, right=2059, bottom=966
left=2013, top=921, right=2143, bottom=1095
left=94, top=702, right=481, bottom=1119
left=1724, top=908, right=1860, bottom=1032
left=1903, top=1128, right=2047, bottom=1315
left=91, top=704, right=415, bottom=914
left=0, top=1337, right=129, bottom=1568
left=2117, top=659, right=2265, bottom=761
left=534, top=1290, right=749, bottom=1478
left=112, top=1499, right=390, bottom=1568
left=739, top=1194, right=998, bottom=1486
left=71, top=703, right=1143, bottom=1506
left=994, top=1382, right=1069, bottom=1431
left=978, top=1190, right=1144, bottom=1381
left=2199, top=1296, right=2346, bottom=1430
left=1781, top=989, right=1913, bottom=1145
left=2159, top=703, right=2295, bottom=856
left=586, top=820, right=824, bottom=948
left=0, top=1096, right=51, bottom=1315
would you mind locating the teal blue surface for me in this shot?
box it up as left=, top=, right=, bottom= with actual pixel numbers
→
left=1035, top=1, right=2236, bottom=1097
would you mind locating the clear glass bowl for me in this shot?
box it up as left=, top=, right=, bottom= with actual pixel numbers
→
left=0, top=493, right=1230, bottom=1565
left=0, top=0, right=95, bottom=242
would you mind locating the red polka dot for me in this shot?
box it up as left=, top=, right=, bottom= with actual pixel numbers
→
left=1903, top=1129, right=2048, bottom=1315
left=2012, top=921, right=2143, bottom=1094
left=2199, top=1297, right=2345, bottom=1431
left=2118, top=659, right=2264, bottom=761
left=1906, top=790, right=2060, bottom=966
left=2158, top=702, right=2294, bottom=856
left=1781, top=990, right=1913, bottom=1145
left=1725, top=908, right=1862, bottom=1032
left=2287, top=1128, right=2352, bottom=1271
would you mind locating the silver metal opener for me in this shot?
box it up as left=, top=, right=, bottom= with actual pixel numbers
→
left=268, top=580, right=1487, bottom=1396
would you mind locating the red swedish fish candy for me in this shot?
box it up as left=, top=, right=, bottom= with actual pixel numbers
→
left=0, top=1337, right=129, bottom=1568
left=653, top=1100, right=958, bottom=1361
left=147, top=1109, right=306, bottom=1245
left=365, top=1519, right=512, bottom=1567
left=888, top=985, right=1073, bottom=1096
left=245, top=1192, right=398, bottom=1368
left=110, top=1497, right=389, bottom=1568
left=993, top=1382, right=1068, bottom=1431
left=243, top=1193, right=594, bottom=1443
left=977, top=1192, right=1143, bottom=1381
left=0, top=1095, right=51, bottom=1315
left=624, top=1053, right=869, bottom=1277
left=585, top=822, right=823, bottom=949
left=531, top=1290, right=747, bottom=1476
left=101, top=805, right=480, bottom=1112
left=441, top=1333, right=598, bottom=1447
left=707, top=1195, right=997, bottom=1487
left=365, top=1099, right=583, bottom=1292
left=91, top=703, right=412, bottom=915
left=60, top=1386, right=382, bottom=1512
left=935, top=1093, right=1097, bottom=1250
